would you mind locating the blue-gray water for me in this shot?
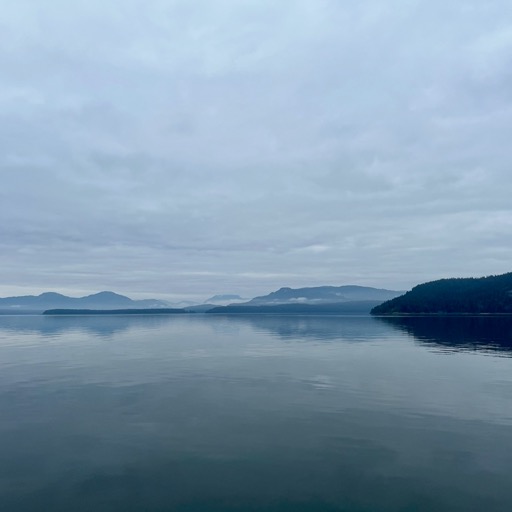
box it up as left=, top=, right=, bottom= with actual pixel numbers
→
left=1, top=314, right=512, bottom=512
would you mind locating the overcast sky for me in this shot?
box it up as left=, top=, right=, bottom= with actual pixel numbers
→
left=1, top=0, right=512, bottom=301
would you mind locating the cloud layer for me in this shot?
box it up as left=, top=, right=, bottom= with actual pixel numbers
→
left=2, top=0, right=512, bottom=300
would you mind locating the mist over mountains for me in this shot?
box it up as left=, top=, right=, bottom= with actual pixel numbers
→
left=205, top=294, right=248, bottom=306
left=243, top=286, right=403, bottom=306
left=8, top=274, right=511, bottom=316
left=0, top=285, right=404, bottom=315
left=204, top=286, right=404, bottom=315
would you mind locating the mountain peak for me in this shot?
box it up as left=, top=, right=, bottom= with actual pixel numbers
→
left=206, top=294, right=247, bottom=306
left=0, top=291, right=168, bottom=311
left=85, top=291, right=129, bottom=299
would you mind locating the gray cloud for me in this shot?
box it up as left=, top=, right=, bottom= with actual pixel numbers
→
left=1, top=0, right=512, bottom=300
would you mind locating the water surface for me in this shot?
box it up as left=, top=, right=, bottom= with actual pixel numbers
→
left=1, top=314, right=511, bottom=511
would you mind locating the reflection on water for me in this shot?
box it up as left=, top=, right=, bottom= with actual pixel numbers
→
left=4, top=314, right=512, bottom=353
left=216, top=314, right=393, bottom=342
left=0, top=314, right=391, bottom=342
left=379, top=315, right=512, bottom=355
left=0, top=314, right=178, bottom=338
left=0, top=314, right=512, bottom=511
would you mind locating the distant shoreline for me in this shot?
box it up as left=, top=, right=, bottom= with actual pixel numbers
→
left=41, top=309, right=512, bottom=318
left=43, top=308, right=188, bottom=316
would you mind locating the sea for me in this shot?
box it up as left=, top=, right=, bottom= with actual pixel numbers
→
left=1, top=314, right=511, bottom=512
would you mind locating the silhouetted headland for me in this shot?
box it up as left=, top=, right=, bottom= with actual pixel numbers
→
left=372, top=272, right=512, bottom=315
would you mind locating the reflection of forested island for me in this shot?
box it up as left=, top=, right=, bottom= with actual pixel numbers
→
left=372, top=273, right=512, bottom=315
left=379, top=316, right=512, bottom=354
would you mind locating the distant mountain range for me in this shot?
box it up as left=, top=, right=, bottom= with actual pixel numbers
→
left=371, top=272, right=512, bottom=315
left=0, top=284, right=405, bottom=316
left=7, top=273, right=512, bottom=317
left=206, top=285, right=403, bottom=315
left=240, top=285, right=403, bottom=306
left=0, top=291, right=169, bottom=313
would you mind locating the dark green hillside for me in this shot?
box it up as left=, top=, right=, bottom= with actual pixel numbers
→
left=371, top=273, right=512, bottom=315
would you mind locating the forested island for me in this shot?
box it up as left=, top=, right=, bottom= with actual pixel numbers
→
left=371, top=272, right=512, bottom=315
left=206, top=301, right=382, bottom=315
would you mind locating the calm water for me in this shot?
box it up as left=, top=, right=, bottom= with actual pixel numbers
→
left=1, top=314, right=512, bottom=512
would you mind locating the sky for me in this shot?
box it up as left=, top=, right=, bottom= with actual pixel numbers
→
left=1, top=0, right=512, bottom=301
